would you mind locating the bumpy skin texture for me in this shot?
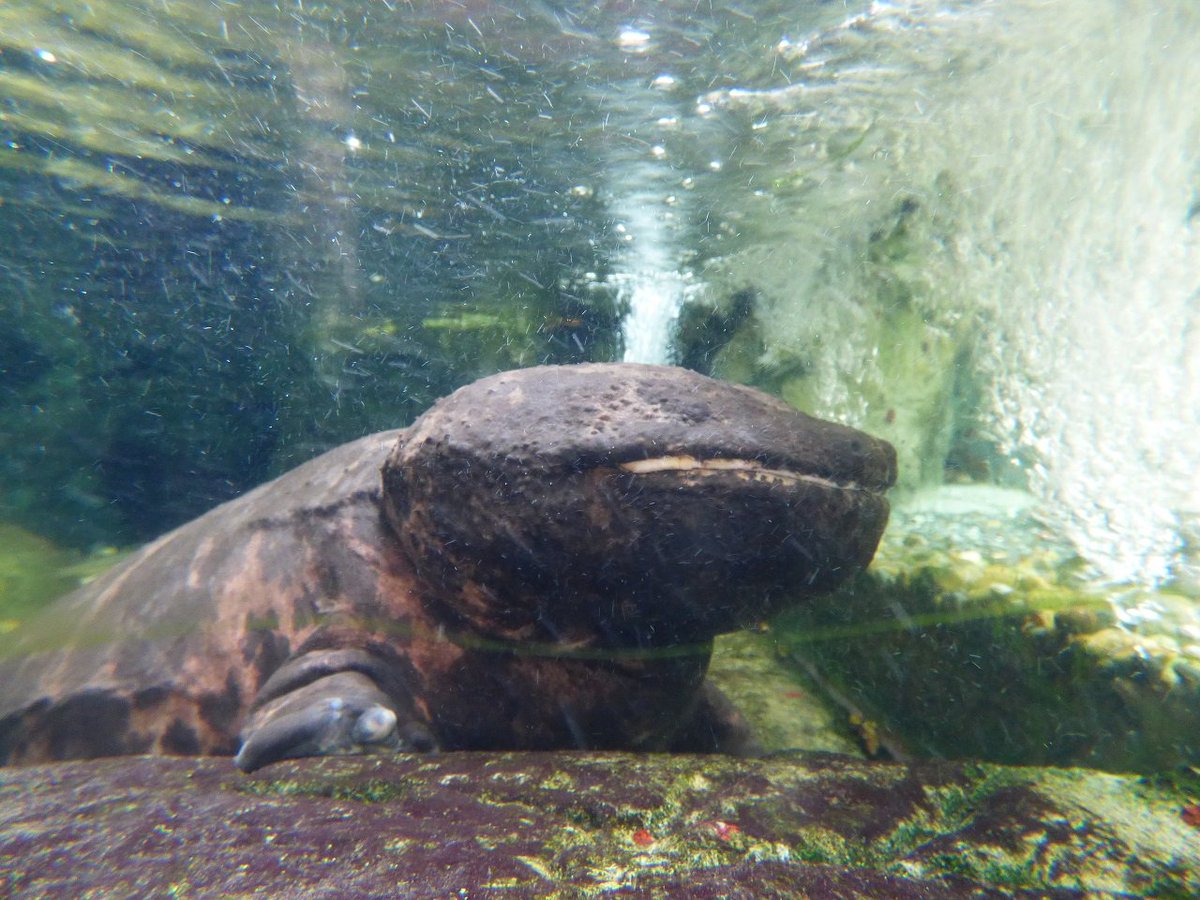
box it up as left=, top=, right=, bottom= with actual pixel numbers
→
left=0, top=364, right=895, bottom=770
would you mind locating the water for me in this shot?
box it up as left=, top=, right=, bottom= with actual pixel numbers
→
left=0, top=2, right=1197, bottom=651
left=908, top=1, right=1200, bottom=591
left=678, top=0, right=1200, bottom=592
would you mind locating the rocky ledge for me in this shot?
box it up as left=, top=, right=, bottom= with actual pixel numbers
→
left=2, top=751, right=1196, bottom=898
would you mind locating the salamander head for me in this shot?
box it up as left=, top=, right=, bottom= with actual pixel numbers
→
left=384, top=363, right=895, bottom=647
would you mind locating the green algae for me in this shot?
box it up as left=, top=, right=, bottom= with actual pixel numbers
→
left=235, top=775, right=411, bottom=804
left=4, top=753, right=1197, bottom=895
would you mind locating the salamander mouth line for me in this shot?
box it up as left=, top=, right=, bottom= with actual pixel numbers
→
left=617, top=455, right=859, bottom=491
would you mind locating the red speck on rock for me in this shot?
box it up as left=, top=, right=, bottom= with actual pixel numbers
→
left=706, top=820, right=741, bottom=841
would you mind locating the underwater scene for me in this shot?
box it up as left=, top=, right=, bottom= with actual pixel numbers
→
left=1, top=0, right=1199, bottom=894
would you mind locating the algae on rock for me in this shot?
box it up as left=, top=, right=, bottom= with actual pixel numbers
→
left=773, top=484, right=1200, bottom=774
left=3, top=752, right=1196, bottom=897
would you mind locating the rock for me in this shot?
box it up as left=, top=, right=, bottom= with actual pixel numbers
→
left=708, top=631, right=861, bottom=756
left=775, top=484, right=1200, bottom=772
left=1, top=752, right=1194, bottom=897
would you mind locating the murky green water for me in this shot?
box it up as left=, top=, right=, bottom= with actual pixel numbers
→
left=1, top=0, right=1199, bottom=775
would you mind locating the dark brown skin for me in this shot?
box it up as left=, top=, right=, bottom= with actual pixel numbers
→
left=0, top=364, right=895, bottom=771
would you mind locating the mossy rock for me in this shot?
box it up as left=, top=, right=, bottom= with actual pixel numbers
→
left=2, top=752, right=1196, bottom=897
left=708, top=630, right=862, bottom=757
left=774, top=485, right=1200, bottom=773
